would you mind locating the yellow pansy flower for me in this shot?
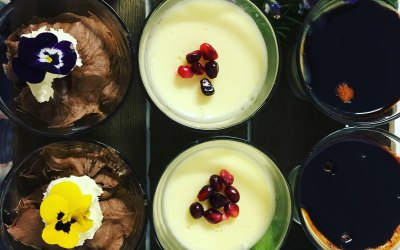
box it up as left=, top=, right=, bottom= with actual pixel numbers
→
left=40, top=181, right=93, bottom=249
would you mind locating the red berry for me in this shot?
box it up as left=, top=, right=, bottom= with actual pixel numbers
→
left=200, top=43, right=218, bottom=61
left=205, top=61, right=219, bottom=79
left=177, top=65, right=193, bottom=78
left=222, top=213, right=230, bottom=221
left=197, top=185, right=214, bottom=201
left=225, top=185, right=240, bottom=203
left=220, top=169, right=234, bottom=186
left=209, top=193, right=228, bottom=209
left=190, top=61, right=205, bottom=75
left=209, top=174, right=223, bottom=192
left=186, top=50, right=202, bottom=64
left=190, top=202, right=204, bottom=219
left=224, top=202, right=239, bottom=218
left=204, top=209, right=223, bottom=224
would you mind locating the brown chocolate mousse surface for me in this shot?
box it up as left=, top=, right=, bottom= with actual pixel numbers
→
left=3, top=12, right=123, bottom=128
left=6, top=144, right=143, bottom=250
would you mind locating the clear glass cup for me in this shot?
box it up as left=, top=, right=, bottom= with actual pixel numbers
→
left=290, top=127, right=400, bottom=249
left=0, top=141, right=147, bottom=249
left=139, top=0, right=279, bottom=130
left=0, top=0, right=133, bottom=136
left=289, top=0, right=400, bottom=126
left=153, top=137, right=292, bottom=249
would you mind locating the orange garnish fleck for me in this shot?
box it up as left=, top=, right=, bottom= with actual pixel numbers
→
left=336, top=83, right=354, bottom=103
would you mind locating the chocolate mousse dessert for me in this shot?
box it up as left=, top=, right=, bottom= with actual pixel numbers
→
left=1, top=142, right=146, bottom=250
left=3, top=12, right=125, bottom=128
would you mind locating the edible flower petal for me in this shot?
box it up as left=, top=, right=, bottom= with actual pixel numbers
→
left=12, top=31, right=78, bottom=84
left=49, top=181, right=92, bottom=214
left=40, top=180, right=94, bottom=248
left=42, top=222, right=79, bottom=249
left=71, top=212, right=94, bottom=232
left=12, top=57, right=46, bottom=83
left=40, top=194, right=69, bottom=223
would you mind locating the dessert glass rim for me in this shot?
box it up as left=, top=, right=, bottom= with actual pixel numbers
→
left=294, top=126, right=400, bottom=249
left=152, top=135, right=293, bottom=249
left=293, top=0, right=400, bottom=127
left=139, top=0, right=280, bottom=131
left=0, top=0, right=135, bottom=137
left=0, top=140, right=148, bottom=250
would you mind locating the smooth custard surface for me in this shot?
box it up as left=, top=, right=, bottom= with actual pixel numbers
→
left=144, top=0, right=268, bottom=127
left=162, top=143, right=276, bottom=249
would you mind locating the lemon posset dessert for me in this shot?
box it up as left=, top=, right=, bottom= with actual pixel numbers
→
left=140, top=0, right=278, bottom=129
left=153, top=139, right=291, bottom=249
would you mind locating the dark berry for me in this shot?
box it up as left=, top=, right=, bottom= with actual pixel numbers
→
left=209, top=174, right=223, bottom=192
left=200, top=78, right=215, bottom=96
left=203, top=209, right=223, bottom=224
left=200, top=43, right=218, bottom=61
left=209, top=193, right=228, bottom=209
left=224, top=202, right=239, bottom=218
left=189, top=202, right=204, bottom=219
left=177, top=65, right=193, bottom=78
left=197, top=185, right=214, bottom=201
left=190, top=61, right=205, bottom=75
left=220, top=169, right=234, bottom=186
left=225, top=185, right=240, bottom=203
left=186, top=50, right=202, bottom=64
left=205, top=61, right=219, bottom=79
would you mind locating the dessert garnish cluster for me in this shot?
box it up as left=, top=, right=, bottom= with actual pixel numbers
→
left=12, top=27, right=82, bottom=103
left=177, top=43, right=219, bottom=96
left=336, top=82, right=354, bottom=103
left=189, top=169, right=240, bottom=224
left=39, top=176, right=103, bottom=249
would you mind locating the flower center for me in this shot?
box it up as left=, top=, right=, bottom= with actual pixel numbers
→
left=55, top=218, right=76, bottom=233
left=38, top=48, right=64, bottom=69
left=57, top=211, right=64, bottom=220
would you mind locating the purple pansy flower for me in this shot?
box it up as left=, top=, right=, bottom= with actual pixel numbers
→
left=12, top=32, right=78, bottom=83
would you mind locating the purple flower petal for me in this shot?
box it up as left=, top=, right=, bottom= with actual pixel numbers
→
left=18, top=33, right=58, bottom=65
left=18, top=37, right=38, bottom=65
left=35, top=32, right=58, bottom=50
left=12, top=57, right=46, bottom=83
left=343, top=0, right=358, bottom=4
left=31, top=61, right=62, bottom=75
left=53, top=41, right=77, bottom=75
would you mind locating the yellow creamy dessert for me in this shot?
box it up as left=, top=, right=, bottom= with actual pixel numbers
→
left=140, top=0, right=276, bottom=129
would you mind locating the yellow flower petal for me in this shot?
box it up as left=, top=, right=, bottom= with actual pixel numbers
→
left=42, top=222, right=59, bottom=245
left=40, top=194, right=69, bottom=223
left=73, top=194, right=92, bottom=214
left=71, top=216, right=93, bottom=233
left=50, top=181, right=82, bottom=207
left=57, top=230, right=79, bottom=249
left=42, top=222, right=79, bottom=249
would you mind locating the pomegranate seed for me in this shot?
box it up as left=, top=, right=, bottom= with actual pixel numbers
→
left=200, top=43, right=218, bottom=61
left=209, top=174, right=223, bottom=192
left=186, top=50, right=202, bottom=64
left=222, top=213, right=230, bottom=221
left=190, top=202, right=204, bottom=219
left=209, top=193, right=228, bottom=209
left=190, top=61, right=205, bottom=75
left=197, top=185, right=214, bottom=201
left=205, top=61, right=219, bottom=79
left=220, top=169, right=234, bottom=186
left=204, top=209, right=223, bottom=224
left=225, top=186, right=240, bottom=203
left=200, top=78, right=215, bottom=96
left=177, top=65, right=193, bottom=78
left=224, top=203, right=239, bottom=218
